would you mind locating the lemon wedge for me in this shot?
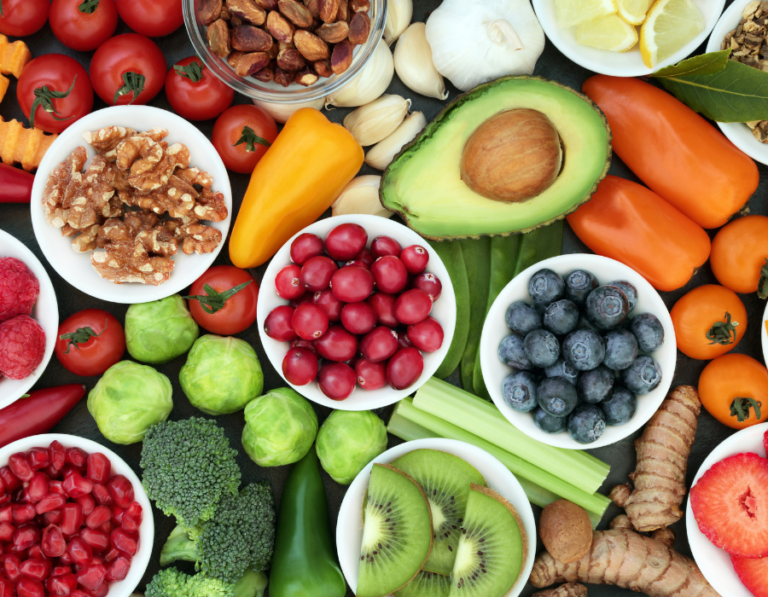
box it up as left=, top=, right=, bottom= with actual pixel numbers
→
left=555, top=0, right=618, bottom=28
left=616, top=0, right=654, bottom=25
left=640, top=0, right=705, bottom=67
left=576, top=14, right=639, bottom=52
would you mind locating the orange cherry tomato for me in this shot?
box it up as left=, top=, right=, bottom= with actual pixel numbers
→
left=698, top=353, right=768, bottom=429
left=711, top=215, right=768, bottom=297
left=670, top=285, right=746, bottom=360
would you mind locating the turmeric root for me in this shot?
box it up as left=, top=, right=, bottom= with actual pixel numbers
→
left=530, top=528, right=719, bottom=597
left=0, top=117, right=57, bottom=171
left=533, top=584, right=588, bottom=597
left=610, top=385, right=701, bottom=532
left=0, top=35, right=31, bottom=78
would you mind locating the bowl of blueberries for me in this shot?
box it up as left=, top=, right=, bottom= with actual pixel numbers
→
left=479, top=254, right=676, bottom=449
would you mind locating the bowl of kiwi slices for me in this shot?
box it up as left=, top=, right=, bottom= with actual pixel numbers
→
left=336, top=438, right=536, bottom=597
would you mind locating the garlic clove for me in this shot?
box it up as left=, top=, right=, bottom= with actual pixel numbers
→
left=365, top=111, right=427, bottom=171
left=343, top=95, right=411, bottom=147
left=331, top=175, right=392, bottom=218
left=384, top=0, right=413, bottom=45
left=394, top=22, right=448, bottom=100
left=253, top=96, right=326, bottom=123
left=325, top=39, right=395, bottom=108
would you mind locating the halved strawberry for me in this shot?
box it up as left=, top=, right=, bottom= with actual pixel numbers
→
left=690, top=452, right=768, bottom=558
left=733, top=555, right=768, bottom=597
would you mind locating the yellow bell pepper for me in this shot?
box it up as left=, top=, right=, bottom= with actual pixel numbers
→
left=229, top=108, right=364, bottom=269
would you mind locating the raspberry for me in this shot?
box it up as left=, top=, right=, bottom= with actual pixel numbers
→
left=0, top=257, right=40, bottom=322
left=0, top=315, right=46, bottom=380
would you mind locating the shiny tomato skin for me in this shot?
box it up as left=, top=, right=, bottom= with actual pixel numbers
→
left=187, top=266, right=259, bottom=336
left=50, top=0, right=118, bottom=52
left=90, top=34, right=166, bottom=106
left=165, top=57, right=234, bottom=121
left=0, top=0, right=49, bottom=37
left=212, top=105, right=278, bottom=174
left=115, top=0, right=183, bottom=38
left=17, top=55, right=94, bottom=134
left=55, top=309, right=126, bottom=377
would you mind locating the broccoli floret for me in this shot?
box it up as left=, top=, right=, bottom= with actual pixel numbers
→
left=141, top=418, right=241, bottom=529
left=145, top=568, right=233, bottom=597
left=234, top=570, right=268, bottom=597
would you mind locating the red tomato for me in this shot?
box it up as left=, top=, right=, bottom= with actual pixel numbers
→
left=0, top=0, right=49, bottom=37
left=185, top=266, right=259, bottom=336
left=55, top=309, right=126, bottom=377
left=90, top=34, right=166, bottom=106
left=165, top=57, right=234, bottom=122
left=50, top=0, right=118, bottom=52
left=115, top=0, right=183, bottom=38
left=212, top=105, right=278, bottom=174
left=17, top=55, right=94, bottom=134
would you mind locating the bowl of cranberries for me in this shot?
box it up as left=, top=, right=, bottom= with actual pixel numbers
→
left=257, top=215, right=456, bottom=409
left=0, top=434, right=154, bottom=597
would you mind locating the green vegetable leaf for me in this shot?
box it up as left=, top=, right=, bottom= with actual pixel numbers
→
left=79, top=0, right=101, bottom=14
left=233, top=126, right=271, bottom=152
left=652, top=50, right=731, bottom=78
left=114, top=71, right=146, bottom=105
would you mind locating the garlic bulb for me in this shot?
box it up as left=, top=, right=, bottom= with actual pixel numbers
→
left=325, top=39, right=395, bottom=108
left=343, top=95, right=411, bottom=147
left=332, top=175, right=392, bottom=218
left=253, top=96, right=326, bottom=123
left=425, top=0, right=545, bottom=91
left=384, top=0, right=413, bottom=45
left=394, top=22, right=448, bottom=100
left=365, top=111, right=426, bottom=170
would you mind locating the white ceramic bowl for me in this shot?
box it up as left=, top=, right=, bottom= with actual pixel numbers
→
left=686, top=422, right=768, bottom=597
left=480, top=253, right=676, bottom=449
left=336, top=438, right=537, bottom=596
left=0, top=434, right=154, bottom=597
left=257, top=214, right=456, bottom=411
left=533, top=0, right=724, bottom=77
left=706, top=0, right=768, bottom=166
left=761, top=301, right=768, bottom=368
left=30, top=106, right=232, bottom=304
left=0, top=229, right=58, bottom=410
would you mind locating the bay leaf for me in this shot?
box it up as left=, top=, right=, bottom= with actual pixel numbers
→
left=652, top=50, right=730, bottom=78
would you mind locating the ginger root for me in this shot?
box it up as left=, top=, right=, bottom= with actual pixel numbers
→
left=533, top=583, right=588, bottom=597
left=610, top=385, right=701, bottom=532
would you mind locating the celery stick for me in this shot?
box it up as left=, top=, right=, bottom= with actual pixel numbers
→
left=413, top=378, right=609, bottom=494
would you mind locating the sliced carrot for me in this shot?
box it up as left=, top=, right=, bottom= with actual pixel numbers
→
left=0, top=117, right=57, bottom=171
left=0, top=35, right=30, bottom=78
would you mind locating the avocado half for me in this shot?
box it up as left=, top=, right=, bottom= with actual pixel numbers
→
left=380, top=76, right=612, bottom=240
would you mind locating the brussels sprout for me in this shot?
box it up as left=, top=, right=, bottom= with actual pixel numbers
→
left=242, top=388, right=318, bottom=467
left=125, top=295, right=199, bottom=364
left=87, top=361, right=173, bottom=445
left=180, top=335, right=264, bottom=415
left=316, top=410, right=387, bottom=485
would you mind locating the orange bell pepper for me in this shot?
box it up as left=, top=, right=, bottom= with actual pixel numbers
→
left=567, top=176, right=711, bottom=292
left=229, top=108, right=364, bottom=269
left=582, top=75, right=759, bottom=229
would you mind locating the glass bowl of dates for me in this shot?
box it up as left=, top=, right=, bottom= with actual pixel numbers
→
left=479, top=253, right=676, bottom=449
left=184, top=0, right=386, bottom=103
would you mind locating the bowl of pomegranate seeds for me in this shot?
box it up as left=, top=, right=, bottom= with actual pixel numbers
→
left=257, top=215, right=456, bottom=410
left=0, top=434, right=154, bottom=597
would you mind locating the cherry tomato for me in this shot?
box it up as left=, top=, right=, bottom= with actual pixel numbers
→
left=0, top=0, right=49, bottom=37
left=185, top=266, right=259, bottom=335
left=55, top=309, right=126, bottom=377
left=670, top=285, right=747, bottom=361
left=17, top=55, right=94, bottom=134
left=50, top=0, right=118, bottom=51
left=90, top=34, right=166, bottom=106
left=711, top=215, right=768, bottom=298
left=115, top=0, right=182, bottom=38
left=699, top=354, right=768, bottom=429
left=165, top=57, right=234, bottom=122
left=212, top=104, right=278, bottom=174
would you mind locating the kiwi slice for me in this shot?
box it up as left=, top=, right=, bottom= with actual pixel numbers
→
left=395, top=571, right=450, bottom=597
left=391, top=449, right=486, bottom=575
left=357, top=464, right=433, bottom=597
left=449, top=484, right=528, bottom=597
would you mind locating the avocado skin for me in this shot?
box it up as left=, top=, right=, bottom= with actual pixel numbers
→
left=380, top=76, right=612, bottom=240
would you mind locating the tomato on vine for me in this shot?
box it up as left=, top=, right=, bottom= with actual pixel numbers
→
left=184, top=266, right=259, bottom=336
left=50, top=0, right=118, bottom=52
left=212, top=104, right=278, bottom=174
left=115, top=0, right=183, bottom=38
left=699, top=353, right=768, bottom=429
left=0, top=0, right=49, bottom=37
left=55, top=309, right=126, bottom=377
left=165, top=57, right=234, bottom=122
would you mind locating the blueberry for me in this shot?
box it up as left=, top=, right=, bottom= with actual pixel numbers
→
left=505, top=302, right=542, bottom=336
left=528, top=269, right=565, bottom=306
left=533, top=407, right=567, bottom=434
left=603, top=329, right=639, bottom=370
left=564, top=269, right=597, bottom=306
left=498, top=334, right=531, bottom=370
left=577, top=366, right=614, bottom=404
left=631, top=313, right=665, bottom=352
left=563, top=328, right=605, bottom=371
left=601, top=386, right=637, bottom=426
left=537, top=377, right=579, bottom=418
left=586, top=286, right=629, bottom=330
left=622, top=355, right=662, bottom=394
left=523, top=329, right=560, bottom=368
left=545, top=358, right=580, bottom=386
left=543, top=299, right=579, bottom=336
left=567, top=404, right=606, bottom=444
left=608, top=280, right=638, bottom=312
left=576, top=315, right=597, bottom=331
left=502, top=371, right=538, bottom=412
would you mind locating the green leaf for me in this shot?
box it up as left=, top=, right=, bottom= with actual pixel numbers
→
left=652, top=50, right=731, bottom=78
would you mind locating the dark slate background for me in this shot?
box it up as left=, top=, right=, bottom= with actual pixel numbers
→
left=1, top=1, right=760, bottom=595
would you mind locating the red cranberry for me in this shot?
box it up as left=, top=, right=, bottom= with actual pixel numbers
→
left=48, top=442, right=66, bottom=476
left=106, top=476, right=134, bottom=509
left=355, top=359, right=387, bottom=390
left=27, top=448, right=49, bottom=471
left=291, top=303, right=329, bottom=340
left=371, top=236, right=402, bottom=258
left=394, top=289, right=432, bottom=325
left=408, top=317, right=444, bottom=353
left=92, top=484, right=112, bottom=506
left=275, top=265, right=305, bottom=300
left=8, top=454, right=33, bottom=482
left=400, top=245, right=429, bottom=274
left=331, top=266, right=374, bottom=303
left=15, top=577, right=44, bottom=597
left=290, top=233, right=324, bottom=265
left=76, top=494, right=95, bottom=517
left=65, top=448, right=87, bottom=470
left=35, top=493, right=66, bottom=515
left=318, top=362, right=356, bottom=400
left=314, top=326, right=358, bottom=362
left=413, top=272, right=442, bottom=301
left=398, top=333, right=413, bottom=350
left=289, top=294, right=314, bottom=307
left=60, top=503, right=83, bottom=536
left=282, top=347, right=319, bottom=386
left=367, top=293, right=398, bottom=327
left=264, top=306, right=297, bottom=342
left=27, top=473, right=49, bottom=504
left=300, top=256, right=337, bottom=291
left=290, top=338, right=317, bottom=354
left=0, top=468, right=20, bottom=492
left=42, top=525, right=67, bottom=558
left=106, top=556, right=131, bottom=582
left=356, top=247, right=374, bottom=267
left=343, top=259, right=368, bottom=269
left=325, top=223, right=368, bottom=261
left=340, top=302, right=377, bottom=335
left=371, top=256, right=408, bottom=294
left=387, top=348, right=424, bottom=390
left=20, top=558, right=51, bottom=582
left=360, top=327, right=399, bottom=363
left=313, top=289, right=343, bottom=322
left=76, top=564, right=107, bottom=592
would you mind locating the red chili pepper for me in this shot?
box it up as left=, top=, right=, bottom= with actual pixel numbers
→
left=0, top=385, right=86, bottom=448
left=0, top=163, right=34, bottom=203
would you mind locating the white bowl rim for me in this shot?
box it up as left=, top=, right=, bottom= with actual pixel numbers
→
left=762, top=300, right=768, bottom=369
left=335, top=437, right=537, bottom=596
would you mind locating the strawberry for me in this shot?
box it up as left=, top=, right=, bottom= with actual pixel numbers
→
left=732, top=555, right=768, bottom=597
left=690, top=452, right=768, bottom=558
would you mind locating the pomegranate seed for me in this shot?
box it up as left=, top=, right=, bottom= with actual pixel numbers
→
left=36, top=493, right=66, bottom=515
left=49, top=481, right=65, bottom=496
left=290, top=233, right=324, bottom=265
left=75, top=495, right=95, bottom=517
left=275, top=265, right=306, bottom=300
left=300, top=256, right=337, bottom=291
left=47, top=572, right=78, bottom=596
left=394, top=289, right=432, bottom=325
left=27, top=544, right=45, bottom=560
left=356, top=247, right=374, bottom=267
left=387, top=348, right=424, bottom=390
left=412, top=272, right=442, bottom=301
left=106, top=476, right=134, bottom=509
left=343, top=259, right=368, bottom=269
left=264, top=306, right=297, bottom=342
left=41, top=525, right=67, bottom=558
left=400, top=245, right=429, bottom=274
left=355, top=359, right=387, bottom=390
left=12, top=505, right=36, bottom=524
left=111, top=507, right=125, bottom=526
left=85, top=507, right=111, bottom=530
left=76, top=564, right=106, bottom=592
left=408, top=317, right=444, bottom=353
left=330, top=266, right=374, bottom=303
left=2, top=554, right=21, bottom=581
left=42, top=509, right=63, bottom=526
left=340, top=302, right=377, bottom=335
left=81, top=528, right=109, bottom=552
left=59, top=549, right=73, bottom=565
left=20, top=558, right=51, bottom=582
left=12, top=523, right=40, bottom=551
left=62, top=475, right=93, bottom=500
left=371, top=256, right=408, bottom=294
left=0, top=578, right=11, bottom=597
left=48, top=442, right=66, bottom=476
left=104, top=548, right=119, bottom=562
left=60, top=504, right=83, bottom=536
left=27, top=474, right=49, bottom=504
left=291, top=303, right=329, bottom=340
left=92, top=582, right=110, bottom=597
left=100, top=520, right=113, bottom=535
left=110, top=529, right=138, bottom=556
left=91, top=484, right=111, bottom=506
left=106, top=555, right=130, bottom=582
left=51, top=566, right=72, bottom=577
left=290, top=338, right=317, bottom=354
left=371, top=236, right=402, bottom=258
left=318, top=362, right=357, bottom=400
left=0, top=505, right=10, bottom=523
left=27, top=449, right=49, bottom=471
left=15, top=577, right=44, bottom=597
left=8, top=454, right=33, bottom=482
left=85, top=455, right=110, bottom=485
left=313, top=289, right=343, bottom=322
left=0, top=495, right=8, bottom=507
left=0, top=523, right=13, bottom=542
left=65, top=449, right=87, bottom=470
left=61, top=467, right=77, bottom=480
left=360, top=327, right=399, bottom=363
left=121, top=503, right=142, bottom=533
left=282, top=348, right=319, bottom=386
left=67, top=538, right=92, bottom=566
left=0, top=468, right=20, bottom=492
left=314, top=326, right=358, bottom=362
